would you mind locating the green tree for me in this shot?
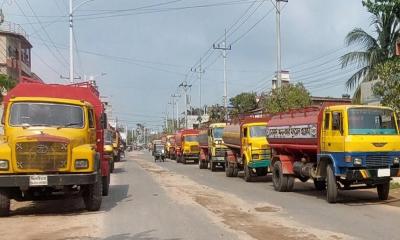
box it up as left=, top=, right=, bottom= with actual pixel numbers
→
left=0, top=74, right=16, bottom=102
left=229, top=92, right=257, bottom=118
left=208, top=104, right=226, bottom=123
left=373, top=57, right=400, bottom=111
left=260, top=83, right=311, bottom=114
left=340, top=0, right=399, bottom=102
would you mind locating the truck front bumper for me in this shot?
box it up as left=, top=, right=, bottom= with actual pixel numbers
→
left=0, top=172, right=98, bottom=187
left=248, top=160, right=271, bottom=169
left=344, top=167, right=400, bottom=181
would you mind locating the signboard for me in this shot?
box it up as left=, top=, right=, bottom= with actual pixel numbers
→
left=266, top=124, right=317, bottom=139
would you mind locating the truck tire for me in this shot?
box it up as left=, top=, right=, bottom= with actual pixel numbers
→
left=84, top=174, right=103, bottom=211
left=0, top=190, right=10, bottom=217
left=244, top=160, right=253, bottom=182
left=210, top=161, right=217, bottom=172
left=377, top=181, right=390, bottom=200
left=272, top=161, right=287, bottom=192
left=326, top=164, right=338, bottom=203
left=314, top=179, right=326, bottom=191
left=225, top=161, right=234, bottom=177
left=287, top=176, right=295, bottom=192
left=182, top=156, right=187, bottom=164
left=102, top=173, right=110, bottom=196
left=176, top=155, right=181, bottom=163
left=232, top=164, right=239, bottom=177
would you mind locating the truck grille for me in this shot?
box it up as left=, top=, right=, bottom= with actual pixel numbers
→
left=190, top=145, right=199, bottom=152
left=15, top=142, right=68, bottom=171
left=215, top=148, right=226, bottom=157
left=365, top=155, right=392, bottom=167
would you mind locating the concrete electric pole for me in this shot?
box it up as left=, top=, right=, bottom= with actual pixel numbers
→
left=191, top=59, right=205, bottom=114
left=179, top=81, right=192, bottom=129
left=274, top=0, right=287, bottom=89
left=171, top=94, right=181, bottom=130
left=213, top=29, right=231, bottom=120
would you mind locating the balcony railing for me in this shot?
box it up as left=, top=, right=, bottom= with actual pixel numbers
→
left=0, top=21, right=28, bottom=39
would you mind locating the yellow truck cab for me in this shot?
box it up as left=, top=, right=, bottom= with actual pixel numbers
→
left=176, top=129, right=200, bottom=164
left=223, top=117, right=270, bottom=182
left=198, top=123, right=228, bottom=171
left=104, top=129, right=114, bottom=173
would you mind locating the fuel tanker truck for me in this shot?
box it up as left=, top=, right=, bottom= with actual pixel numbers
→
left=198, top=123, right=227, bottom=171
left=223, top=116, right=270, bottom=181
left=266, top=105, right=400, bottom=203
left=0, top=81, right=110, bottom=216
left=175, top=129, right=200, bottom=164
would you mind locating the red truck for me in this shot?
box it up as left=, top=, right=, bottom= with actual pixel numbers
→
left=175, top=129, right=200, bottom=164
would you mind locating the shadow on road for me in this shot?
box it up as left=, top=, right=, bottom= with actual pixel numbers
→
left=285, top=181, right=400, bottom=207
left=57, top=230, right=182, bottom=240
left=10, top=184, right=131, bottom=216
left=113, top=168, right=126, bottom=174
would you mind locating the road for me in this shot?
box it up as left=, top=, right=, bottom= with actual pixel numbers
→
left=1, top=150, right=400, bottom=240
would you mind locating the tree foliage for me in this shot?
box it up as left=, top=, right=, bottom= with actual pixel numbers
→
left=340, top=0, right=399, bottom=102
left=260, top=83, right=311, bottom=114
left=229, top=92, right=257, bottom=118
left=208, top=104, right=226, bottom=123
left=0, top=74, right=16, bottom=102
left=373, top=57, right=400, bottom=112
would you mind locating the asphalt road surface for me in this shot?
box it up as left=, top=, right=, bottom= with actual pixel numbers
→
left=2, top=150, right=400, bottom=240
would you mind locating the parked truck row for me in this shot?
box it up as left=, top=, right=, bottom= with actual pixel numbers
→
left=158, top=102, right=400, bottom=203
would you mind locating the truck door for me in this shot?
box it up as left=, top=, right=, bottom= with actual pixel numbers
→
left=321, top=111, right=331, bottom=151
left=242, top=127, right=248, bottom=156
left=325, top=111, right=345, bottom=153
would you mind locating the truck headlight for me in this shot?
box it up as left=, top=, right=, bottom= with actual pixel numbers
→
left=353, top=157, right=362, bottom=166
left=393, top=157, right=400, bottom=165
left=75, top=159, right=89, bottom=169
left=162, top=149, right=165, bottom=154
left=252, top=154, right=259, bottom=160
left=0, top=160, right=8, bottom=170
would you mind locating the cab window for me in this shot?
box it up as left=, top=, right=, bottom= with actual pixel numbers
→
left=332, top=112, right=342, bottom=133
left=324, top=112, right=330, bottom=130
left=88, top=109, right=95, bottom=128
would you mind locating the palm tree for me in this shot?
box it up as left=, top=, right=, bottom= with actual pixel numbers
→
left=340, top=6, right=399, bottom=102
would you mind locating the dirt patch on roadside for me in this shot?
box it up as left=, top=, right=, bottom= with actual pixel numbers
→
left=135, top=158, right=352, bottom=240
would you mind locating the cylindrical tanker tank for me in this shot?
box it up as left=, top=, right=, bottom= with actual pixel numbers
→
left=222, top=123, right=241, bottom=149
left=266, top=106, right=322, bottom=154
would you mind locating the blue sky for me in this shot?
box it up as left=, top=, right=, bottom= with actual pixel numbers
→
left=2, top=0, right=371, bottom=131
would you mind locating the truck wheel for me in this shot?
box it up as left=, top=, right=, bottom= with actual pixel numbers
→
left=244, top=160, right=253, bottom=182
left=84, top=174, right=103, bottom=211
left=326, top=164, right=338, bottom=203
left=314, top=179, right=326, bottom=191
left=377, top=181, right=390, bottom=200
left=182, top=156, right=187, bottom=164
left=287, top=176, right=295, bottom=192
left=272, top=161, right=287, bottom=192
left=225, top=162, right=234, bottom=177
left=232, top=164, right=239, bottom=177
left=0, top=190, right=10, bottom=217
left=102, top=173, right=110, bottom=196
left=210, top=161, right=217, bottom=172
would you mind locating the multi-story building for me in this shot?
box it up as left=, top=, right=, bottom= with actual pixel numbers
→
left=0, top=21, right=32, bottom=81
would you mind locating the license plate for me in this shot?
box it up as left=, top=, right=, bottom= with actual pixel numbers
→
left=378, top=169, right=390, bottom=177
left=29, top=175, right=48, bottom=186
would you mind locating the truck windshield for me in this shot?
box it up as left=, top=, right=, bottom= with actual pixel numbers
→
left=348, top=108, right=397, bottom=135
left=155, top=144, right=164, bottom=151
left=9, top=102, right=84, bottom=128
left=250, top=125, right=266, bottom=137
left=212, top=127, right=224, bottom=138
left=184, top=135, right=198, bottom=142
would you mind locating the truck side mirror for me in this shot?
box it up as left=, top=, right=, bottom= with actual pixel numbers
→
left=100, top=113, right=107, bottom=129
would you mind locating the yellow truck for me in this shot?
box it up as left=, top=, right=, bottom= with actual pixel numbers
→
left=223, top=116, right=270, bottom=181
left=175, top=129, right=200, bottom=164
left=0, top=81, right=109, bottom=216
left=165, top=134, right=176, bottom=159
left=198, top=123, right=227, bottom=171
left=267, top=105, right=400, bottom=203
left=104, top=129, right=114, bottom=173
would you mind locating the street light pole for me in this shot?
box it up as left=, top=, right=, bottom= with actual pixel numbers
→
left=69, top=0, right=95, bottom=83
left=274, top=0, right=287, bottom=89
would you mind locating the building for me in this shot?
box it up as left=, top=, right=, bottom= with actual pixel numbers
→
left=360, top=80, right=381, bottom=105
left=0, top=21, right=32, bottom=81
left=272, top=70, right=290, bottom=89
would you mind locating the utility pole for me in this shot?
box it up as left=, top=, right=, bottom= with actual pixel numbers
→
left=213, top=29, right=231, bottom=120
left=171, top=94, right=181, bottom=130
left=274, top=0, right=287, bottom=89
left=191, top=59, right=205, bottom=115
left=179, top=81, right=192, bottom=129
left=69, top=0, right=74, bottom=83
